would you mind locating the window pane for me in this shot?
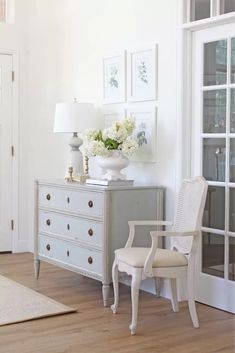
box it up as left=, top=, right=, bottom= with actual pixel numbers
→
left=203, top=186, right=225, bottom=230
left=203, top=90, right=226, bottom=133
left=232, top=38, right=235, bottom=83
left=231, top=89, right=235, bottom=132
left=191, top=0, right=211, bottom=21
left=203, top=139, right=226, bottom=182
left=229, top=188, right=235, bottom=232
left=204, top=40, right=227, bottom=86
left=230, top=139, right=235, bottom=182
left=0, top=0, right=5, bottom=22
left=202, top=232, right=224, bottom=278
left=221, top=0, right=235, bottom=14
left=229, top=237, right=235, bottom=281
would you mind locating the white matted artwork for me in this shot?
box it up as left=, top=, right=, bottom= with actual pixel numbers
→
left=127, top=44, right=157, bottom=102
left=103, top=109, right=125, bottom=128
left=127, top=106, right=157, bottom=162
left=103, top=51, right=126, bottom=104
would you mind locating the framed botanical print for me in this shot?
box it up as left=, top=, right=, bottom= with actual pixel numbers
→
left=127, top=44, right=158, bottom=102
left=127, top=105, right=157, bottom=162
left=102, top=51, right=126, bottom=104
left=103, top=108, right=125, bottom=128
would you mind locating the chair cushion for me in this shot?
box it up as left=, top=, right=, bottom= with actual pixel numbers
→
left=115, top=247, right=188, bottom=268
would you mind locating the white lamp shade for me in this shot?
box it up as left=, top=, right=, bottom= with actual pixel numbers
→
left=54, top=102, right=96, bottom=133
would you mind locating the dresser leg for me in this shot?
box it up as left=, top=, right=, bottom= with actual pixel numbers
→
left=102, top=283, right=110, bottom=307
left=154, top=278, right=161, bottom=297
left=34, top=259, right=40, bottom=279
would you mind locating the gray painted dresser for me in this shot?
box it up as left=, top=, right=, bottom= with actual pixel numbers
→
left=34, top=179, right=165, bottom=306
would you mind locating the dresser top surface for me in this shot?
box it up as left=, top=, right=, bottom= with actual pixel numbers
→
left=35, top=179, right=165, bottom=192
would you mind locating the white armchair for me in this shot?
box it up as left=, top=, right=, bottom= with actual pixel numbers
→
left=111, top=177, right=208, bottom=335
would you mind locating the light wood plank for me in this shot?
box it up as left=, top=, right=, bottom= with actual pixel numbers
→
left=0, top=253, right=234, bottom=353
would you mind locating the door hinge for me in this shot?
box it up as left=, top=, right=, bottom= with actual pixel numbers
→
left=11, top=71, right=15, bottom=82
left=11, top=145, right=14, bottom=157
left=11, top=220, right=14, bottom=231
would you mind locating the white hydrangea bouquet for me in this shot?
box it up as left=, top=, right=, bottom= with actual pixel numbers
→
left=83, top=117, right=138, bottom=158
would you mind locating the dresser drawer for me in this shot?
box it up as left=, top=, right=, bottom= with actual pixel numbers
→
left=39, top=235, right=102, bottom=276
left=39, top=186, right=104, bottom=218
left=39, top=210, right=103, bottom=248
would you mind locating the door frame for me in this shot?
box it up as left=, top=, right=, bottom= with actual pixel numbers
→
left=176, top=2, right=235, bottom=303
left=176, top=2, right=235, bottom=184
left=0, top=48, right=19, bottom=252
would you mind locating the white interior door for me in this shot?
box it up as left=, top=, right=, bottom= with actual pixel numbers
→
left=0, top=54, right=13, bottom=252
left=192, top=23, right=235, bottom=313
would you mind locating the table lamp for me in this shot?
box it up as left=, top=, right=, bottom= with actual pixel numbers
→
left=54, top=100, right=95, bottom=180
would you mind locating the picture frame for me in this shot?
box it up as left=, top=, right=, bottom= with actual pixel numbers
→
left=102, top=51, right=126, bottom=104
left=103, top=108, right=126, bottom=128
left=127, top=44, right=158, bottom=102
left=127, top=106, right=157, bottom=162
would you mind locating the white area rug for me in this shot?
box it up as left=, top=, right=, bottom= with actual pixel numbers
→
left=0, top=275, right=77, bottom=326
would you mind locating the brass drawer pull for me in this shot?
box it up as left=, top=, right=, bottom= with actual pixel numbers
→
left=67, top=224, right=70, bottom=230
left=46, top=194, right=51, bottom=201
left=46, top=219, right=51, bottom=226
left=46, top=244, right=50, bottom=251
left=67, top=250, right=70, bottom=257
left=67, top=197, right=70, bottom=204
left=88, top=228, right=93, bottom=236
left=88, top=256, right=93, bottom=264
left=88, top=200, right=93, bottom=208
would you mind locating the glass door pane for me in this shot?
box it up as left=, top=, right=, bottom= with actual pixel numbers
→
left=220, top=0, right=235, bottom=14
left=203, top=186, right=225, bottom=230
left=203, top=138, right=226, bottom=181
left=230, top=139, right=235, bottom=182
left=204, top=40, right=227, bottom=86
left=229, top=188, right=235, bottom=232
left=191, top=0, right=211, bottom=21
left=202, top=232, right=224, bottom=278
left=231, top=89, right=235, bottom=132
left=232, top=38, right=235, bottom=83
left=203, top=90, right=226, bottom=133
left=229, top=237, right=235, bottom=281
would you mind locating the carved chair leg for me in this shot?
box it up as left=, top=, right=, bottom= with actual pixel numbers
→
left=170, top=278, right=179, bottom=312
left=129, top=269, right=142, bottom=335
left=111, top=259, right=119, bottom=314
left=187, top=270, right=199, bottom=328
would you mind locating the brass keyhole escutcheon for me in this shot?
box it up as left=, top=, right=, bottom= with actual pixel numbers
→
left=88, top=256, right=93, bottom=264
left=46, top=244, right=50, bottom=251
left=46, top=219, right=51, bottom=226
left=46, top=194, right=51, bottom=201
left=88, top=200, right=93, bottom=208
left=88, top=228, right=93, bottom=236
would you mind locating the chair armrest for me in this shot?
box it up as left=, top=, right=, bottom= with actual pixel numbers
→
left=124, top=220, right=172, bottom=248
left=143, top=230, right=200, bottom=276
left=128, top=220, right=172, bottom=226
left=150, top=230, right=200, bottom=238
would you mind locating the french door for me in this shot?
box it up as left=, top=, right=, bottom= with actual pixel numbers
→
left=192, top=23, right=235, bottom=313
left=0, top=54, right=13, bottom=251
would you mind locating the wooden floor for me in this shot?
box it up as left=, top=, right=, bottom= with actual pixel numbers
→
left=0, top=253, right=234, bottom=353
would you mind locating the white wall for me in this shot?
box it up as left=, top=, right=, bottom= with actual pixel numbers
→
left=26, top=0, right=179, bottom=242
left=2, top=0, right=181, bottom=297
left=0, top=0, right=31, bottom=251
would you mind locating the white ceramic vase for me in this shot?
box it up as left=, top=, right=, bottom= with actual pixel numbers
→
left=97, top=150, right=129, bottom=181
